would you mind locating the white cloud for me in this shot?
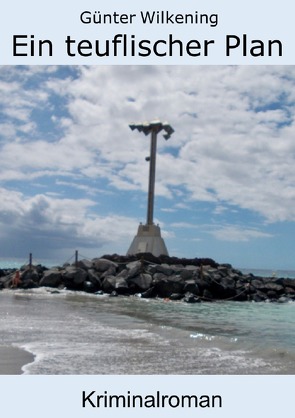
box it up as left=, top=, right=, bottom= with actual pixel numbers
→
left=208, top=225, right=274, bottom=242
left=171, top=222, right=199, bottom=229
left=0, top=187, right=137, bottom=259
left=161, top=208, right=176, bottom=213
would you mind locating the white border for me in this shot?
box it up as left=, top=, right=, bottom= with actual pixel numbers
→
left=1, top=375, right=294, bottom=417
left=0, top=0, right=294, bottom=64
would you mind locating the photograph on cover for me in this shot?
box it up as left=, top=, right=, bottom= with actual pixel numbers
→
left=0, top=65, right=294, bottom=375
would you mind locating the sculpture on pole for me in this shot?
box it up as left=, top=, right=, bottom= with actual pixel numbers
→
left=127, top=120, right=174, bottom=257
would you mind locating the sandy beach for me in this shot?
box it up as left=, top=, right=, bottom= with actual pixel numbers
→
left=0, top=346, right=34, bottom=375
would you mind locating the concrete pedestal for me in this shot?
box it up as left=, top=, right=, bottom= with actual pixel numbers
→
left=127, top=224, right=169, bottom=257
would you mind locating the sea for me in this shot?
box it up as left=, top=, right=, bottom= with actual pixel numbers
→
left=0, top=260, right=295, bottom=375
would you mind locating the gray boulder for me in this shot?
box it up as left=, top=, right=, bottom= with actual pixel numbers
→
left=154, top=275, right=184, bottom=297
left=21, top=279, right=39, bottom=289
left=76, top=259, right=93, bottom=270
left=87, top=269, right=102, bottom=286
left=127, top=273, right=153, bottom=292
left=92, top=258, right=118, bottom=273
left=195, top=277, right=211, bottom=292
left=264, top=282, right=284, bottom=294
left=100, top=265, right=117, bottom=279
left=210, top=276, right=236, bottom=299
left=21, top=269, right=40, bottom=284
left=62, top=266, right=88, bottom=289
left=126, top=261, right=143, bottom=279
left=153, top=272, right=168, bottom=281
left=183, top=280, right=200, bottom=295
left=267, top=290, right=279, bottom=300
left=155, top=264, right=174, bottom=276
left=282, top=279, right=295, bottom=290
left=252, top=291, right=268, bottom=302
left=39, top=269, right=62, bottom=287
left=180, top=266, right=199, bottom=280
left=116, top=269, right=129, bottom=279
left=102, top=275, right=129, bottom=294
left=285, top=287, right=295, bottom=297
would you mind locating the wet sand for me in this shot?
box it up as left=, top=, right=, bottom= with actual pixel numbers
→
left=0, top=346, right=34, bottom=375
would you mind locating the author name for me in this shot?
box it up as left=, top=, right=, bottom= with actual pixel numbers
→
left=80, top=10, right=219, bottom=27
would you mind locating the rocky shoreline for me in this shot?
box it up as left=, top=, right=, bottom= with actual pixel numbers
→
left=1, top=253, right=295, bottom=303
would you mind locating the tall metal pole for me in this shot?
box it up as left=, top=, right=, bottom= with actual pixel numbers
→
left=147, top=129, right=157, bottom=225
left=127, top=120, right=174, bottom=256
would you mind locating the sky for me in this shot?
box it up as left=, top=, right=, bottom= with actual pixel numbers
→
left=0, top=65, right=295, bottom=270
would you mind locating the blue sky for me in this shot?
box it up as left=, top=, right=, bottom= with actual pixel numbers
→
left=0, top=65, right=295, bottom=269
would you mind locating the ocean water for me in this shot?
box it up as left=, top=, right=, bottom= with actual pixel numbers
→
left=240, top=268, right=295, bottom=279
left=0, top=287, right=294, bottom=375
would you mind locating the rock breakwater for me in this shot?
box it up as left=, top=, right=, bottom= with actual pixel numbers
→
left=0, top=253, right=294, bottom=303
